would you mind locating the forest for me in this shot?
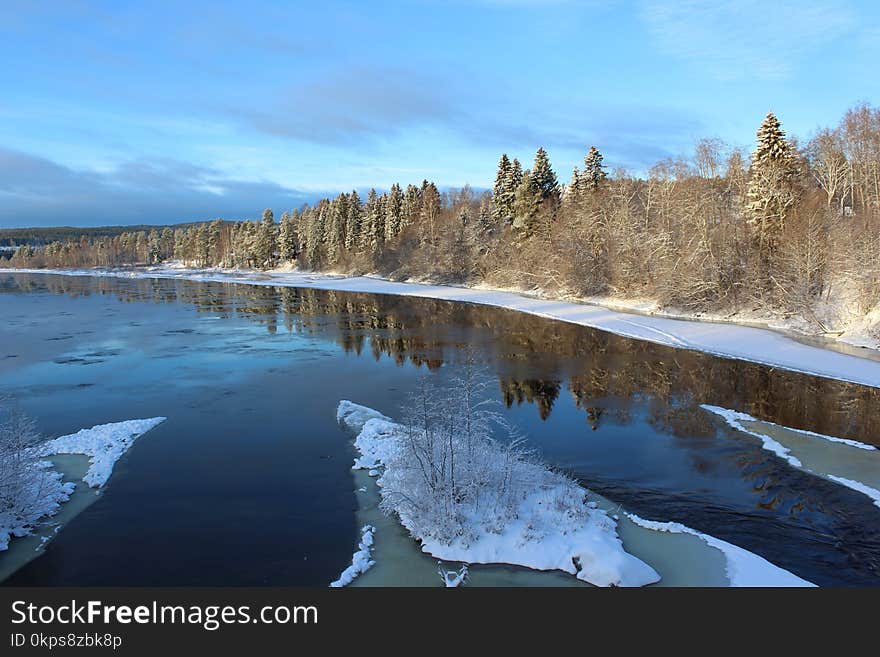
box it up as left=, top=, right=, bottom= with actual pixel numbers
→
left=6, top=104, right=880, bottom=337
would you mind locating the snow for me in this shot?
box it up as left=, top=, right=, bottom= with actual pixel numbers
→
left=1, top=417, right=165, bottom=552
left=701, top=405, right=804, bottom=468
left=338, top=400, right=660, bottom=587
left=702, top=404, right=880, bottom=508
left=625, top=513, right=815, bottom=587
left=6, top=266, right=880, bottom=389
left=40, top=417, right=167, bottom=488
left=330, top=524, right=376, bottom=587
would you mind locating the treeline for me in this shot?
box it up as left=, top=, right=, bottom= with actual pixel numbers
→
left=0, top=222, right=209, bottom=247
left=8, top=103, right=880, bottom=332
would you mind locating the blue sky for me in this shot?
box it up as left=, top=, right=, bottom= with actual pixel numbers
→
left=1, top=0, right=878, bottom=227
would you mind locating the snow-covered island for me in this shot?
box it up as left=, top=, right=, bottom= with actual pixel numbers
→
left=337, top=400, right=659, bottom=587
left=335, top=399, right=814, bottom=587
left=0, top=416, right=165, bottom=556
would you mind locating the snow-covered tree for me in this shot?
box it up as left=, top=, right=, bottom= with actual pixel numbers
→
left=512, top=170, right=541, bottom=233
left=582, top=146, right=607, bottom=191
left=345, top=191, right=362, bottom=251
left=278, top=210, right=299, bottom=262
left=386, top=183, right=404, bottom=240
left=747, top=112, right=801, bottom=254
left=255, top=208, right=278, bottom=269
left=493, top=154, right=515, bottom=224
left=531, top=147, right=559, bottom=201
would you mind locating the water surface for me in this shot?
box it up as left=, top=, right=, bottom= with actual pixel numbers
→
left=1, top=272, right=879, bottom=586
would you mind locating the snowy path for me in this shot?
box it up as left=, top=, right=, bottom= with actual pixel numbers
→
left=5, top=266, right=880, bottom=388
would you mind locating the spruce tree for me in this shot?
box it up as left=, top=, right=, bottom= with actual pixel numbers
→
left=746, top=112, right=800, bottom=256
left=256, top=208, right=277, bottom=269
left=582, top=146, right=607, bottom=191
left=531, top=147, right=559, bottom=201
left=148, top=230, right=161, bottom=264
left=493, top=154, right=513, bottom=224
left=386, top=183, right=404, bottom=240
left=511, top=158, right=523, bottom=187
left=363, top=189, right=379, bottom=250
left=477, top=199, right=494, bottom=234
left=345, top=190, right=362, bottom=251
left=420, top=180, right=441, bottom=245
left=512, top=171, right=541, bottom=234
left=327, top=195, right=348, bottom=263
left=279, top=210, right=299, bottom=262
left=402, top=184, right=420, bottom=231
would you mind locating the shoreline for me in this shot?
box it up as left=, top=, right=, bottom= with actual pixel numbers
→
left=4, top=265, right=880, bottom=389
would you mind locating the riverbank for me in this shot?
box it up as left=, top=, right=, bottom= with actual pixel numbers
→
left=4, top=265, right=880, bottom=389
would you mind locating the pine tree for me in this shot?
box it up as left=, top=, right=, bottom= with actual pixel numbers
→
left=582, top=146, right=607, bottom=191
left=747, top=112, right=800, bottom=256
left=402, top=184, right=420, bottom=231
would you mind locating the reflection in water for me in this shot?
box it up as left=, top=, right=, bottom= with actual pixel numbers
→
left=7, top=272, right=879, bottom=445
left=2, top=272, right=880, bottom=586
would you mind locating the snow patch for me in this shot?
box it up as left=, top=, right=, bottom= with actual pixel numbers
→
left=701, top=405, right=803, bottom=467
left=825, top=475, right=880, bottom=508
left=625, top=513, right=814, bottom=587
left=40, top=417, right=167, bottom=488
left=330, top=524, right=376, bottom=587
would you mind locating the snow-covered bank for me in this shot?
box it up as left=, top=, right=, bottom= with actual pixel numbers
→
left=0, top=418, right=165, bottom=555
left=338, top=400, right=659, bottom=587
left=5, top=266, right=880, bottom=389
left=702, top=405, right=880, bottom=508
left=625, top=514, right=815, bottom=587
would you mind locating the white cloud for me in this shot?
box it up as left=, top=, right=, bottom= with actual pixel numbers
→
left=639, top=0, right=857, bottom=80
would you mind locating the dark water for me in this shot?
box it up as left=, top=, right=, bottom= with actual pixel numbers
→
left=1, top=272, right=879, bottom=586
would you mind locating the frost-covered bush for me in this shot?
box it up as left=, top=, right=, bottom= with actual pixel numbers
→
left=0, top=404, right=70, bottom=550
left=378, top=368, right=583, bottom=548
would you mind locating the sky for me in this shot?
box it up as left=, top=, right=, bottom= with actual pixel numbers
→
left=1, top=0, right=878, bottom=228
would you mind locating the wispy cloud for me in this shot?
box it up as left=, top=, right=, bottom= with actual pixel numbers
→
left=639, top=0, right=857, bottom=80
left=235, top=66, right=461, bottom=145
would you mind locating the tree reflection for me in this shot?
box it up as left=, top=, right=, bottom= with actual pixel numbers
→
left=4, top=272, right=879, bottom=447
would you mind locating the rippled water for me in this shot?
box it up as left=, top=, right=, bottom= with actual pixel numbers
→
left=1, top=272, right=879, bottom=586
